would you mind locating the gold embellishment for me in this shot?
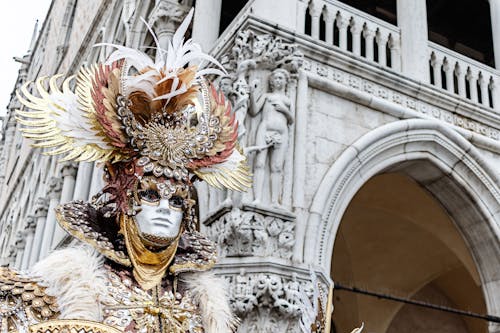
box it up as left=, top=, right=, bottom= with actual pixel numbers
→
left=29, top=319, right=122, bottom=333
left=121, top=215, right=180, bottom=290
left=55, top=209, right=131, bottom=267
left=0, top=268, right=60, bottom=332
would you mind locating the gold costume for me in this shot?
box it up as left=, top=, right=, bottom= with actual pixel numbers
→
left=6, top=8, right=249, bottom=333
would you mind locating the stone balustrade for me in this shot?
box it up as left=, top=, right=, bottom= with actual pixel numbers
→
left=299, top=0, right=401, bottom=70
left=429, top=41, right=499, bottom=109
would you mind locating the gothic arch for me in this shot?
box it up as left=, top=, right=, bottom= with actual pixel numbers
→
left=306, top=118, right=500, bottom=317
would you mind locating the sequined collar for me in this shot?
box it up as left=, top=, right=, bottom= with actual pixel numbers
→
left=55, top=201, right=217, bottom=274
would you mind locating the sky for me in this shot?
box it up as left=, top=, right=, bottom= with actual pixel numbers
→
left=0, top=0, right=52, bottom=117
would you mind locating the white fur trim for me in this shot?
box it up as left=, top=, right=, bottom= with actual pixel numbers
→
left=180, top=271, right=237, bottom=333
left=31, top=245, right=108, bottom=321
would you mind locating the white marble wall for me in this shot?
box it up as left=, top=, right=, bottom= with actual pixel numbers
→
left=1, top=0, right=500, bottom=332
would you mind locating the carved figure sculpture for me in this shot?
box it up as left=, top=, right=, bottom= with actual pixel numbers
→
left=250, top=68, right=293, bottom=206
left=8, top=9, right=251, bottom=333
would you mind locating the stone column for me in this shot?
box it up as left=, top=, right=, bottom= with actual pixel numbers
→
left=192, top=0, right=222, bottom=51
left=51, top=162, right=78, bottom=248
left=29, top=198, right=48, bottom=266
left=489, top=0, right=500, bottom=68
left=397, top=0, right=429, bottom=82
left=73, top=162, right=92, bottom=200
left=309, top=0, right=323, bottom=40
left=148, top=0, right=189, bottom=56
left=20, top=216, right=35, bottom=271
left=88, top=164, right=104, bottom=201
left=38, top=177, right=62, bottom=259
left=14, top=233, right=25, bottom=269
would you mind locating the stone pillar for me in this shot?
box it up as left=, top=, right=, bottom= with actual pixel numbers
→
left=489, top=0, right=500, bottom=68
left=192, top=0, right=222, bottom=51
left=29, top=198, right=48, bottom=266
left=397, top=0, right=429, bottom=82
left=38, top=177, right=62, bottom=259
left=148, top=0, right=189, bottom=56
left=14, top=233, right=25, bottom=269
left=88, top=164, right=104, bottom=201
left=73, top=162, right=92, bottom=200
left=20, top=216, right=35, bottom=271
left=309, top=0, right=323, bottom=40
left=51, top=162, right=77, bottom=248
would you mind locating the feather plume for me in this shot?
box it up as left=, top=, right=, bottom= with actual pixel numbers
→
left=190, top=86, right=251, bottom=191
left=180, top=271, right=238, bottom=333
left=94, top=8, right=225, bottom=109
left=31, top=246, right=108, bottom=321
left=16, top=75, right=124, bottom=162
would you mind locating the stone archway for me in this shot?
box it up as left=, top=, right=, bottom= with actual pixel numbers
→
left=305, top=119, right=500, bottom=330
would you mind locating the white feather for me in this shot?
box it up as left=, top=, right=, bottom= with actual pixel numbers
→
left=48, top=84, right=111, bottom=149
left=31, top=245, right=108, bottom=321
left=94, top=8, right=226, bottom=104
left=180, top=271, right=238, bottom=333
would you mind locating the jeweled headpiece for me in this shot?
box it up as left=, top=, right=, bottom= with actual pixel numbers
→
left=15, top=9, right=251, bottom=289
left=16, top=9, right=250, bottom=216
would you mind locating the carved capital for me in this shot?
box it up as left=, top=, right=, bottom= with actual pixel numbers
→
left=223, top=270, right=329, bottom=332
left=48, top=177, right=63, bottom=200
left=336, top=13, right=350, bottom=29
left=60, top=162, right=78, bottom=178
left=323, top=5, right=337, bottom=22
left=34, top=197, right=49, bottom=217
left=15, top=232, right=25, bottom=249
left=308, top=0, right=323, bottom=17
left=362, top=25, right=376, bottom=39
left=350, top=18, right=363, bottom=35
left=206, top=207, right=295, bottom=260
left=229, top=30, right=303, bottom=73
left=148, top=0, right=188, bottom=37
left=24, top=216, right=36, bottom=233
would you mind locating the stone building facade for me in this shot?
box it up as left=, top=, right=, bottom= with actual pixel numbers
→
left=1, top=0, right=500, bottom=332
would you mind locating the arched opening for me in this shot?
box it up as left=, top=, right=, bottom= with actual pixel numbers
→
left=305, top=120, right=500, bottom=333
left=331, top=171, right=487, bottom=333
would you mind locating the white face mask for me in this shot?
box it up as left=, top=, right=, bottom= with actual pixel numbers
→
left=135, top=197, right=184, bottom=239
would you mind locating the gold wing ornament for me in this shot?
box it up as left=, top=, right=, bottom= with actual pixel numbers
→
left=16, top=61, right=130, bottom=163
left=15, top=8, right=251, bottom=195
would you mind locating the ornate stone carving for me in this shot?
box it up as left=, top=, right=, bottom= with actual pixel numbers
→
left=228, top=30, right=303, bottom=72
left=148, top=0, right=189, bottom=51
left=214, top=31, right=304, bottom=208
left=250, top=68, right=294, bottom=207
left=60, top=162, right=78, bottom=179
left=34, top=197, right=49, bottom=218
left=206, top=207, right=295, bottom=259
left=48, top=177, right=63, bottom=200
left=225, top=271, right=324, bottom=333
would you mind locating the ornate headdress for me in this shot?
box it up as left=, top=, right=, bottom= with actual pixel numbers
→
left=16, top=9, right=251, bottom=289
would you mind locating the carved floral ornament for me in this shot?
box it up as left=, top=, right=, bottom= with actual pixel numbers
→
left=207, top=208, right=295, bottom=259
left=222, top=30, right=304, bottom=74
left=224, top=270, right=330, bottom=333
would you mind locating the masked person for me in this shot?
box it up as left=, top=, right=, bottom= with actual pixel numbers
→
left=3, top=8, right=251, bottom=333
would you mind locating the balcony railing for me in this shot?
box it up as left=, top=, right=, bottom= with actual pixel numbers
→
left=428, top=41, right=498, bottom=109
left=297, top=0, right=500, bottom=110
left=302, top=0, right=401, bottom=70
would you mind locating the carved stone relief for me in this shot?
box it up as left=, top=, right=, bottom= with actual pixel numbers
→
left=212, top=30, right=304, bottom=210
left=206, top=207, right=295, bottom=260
left=223, top=270, right=326, bottom=333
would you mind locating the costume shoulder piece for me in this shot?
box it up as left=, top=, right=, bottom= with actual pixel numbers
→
left=56, top=201, right=218, bottom=274
left=0, top=268, right=59, bottom=331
